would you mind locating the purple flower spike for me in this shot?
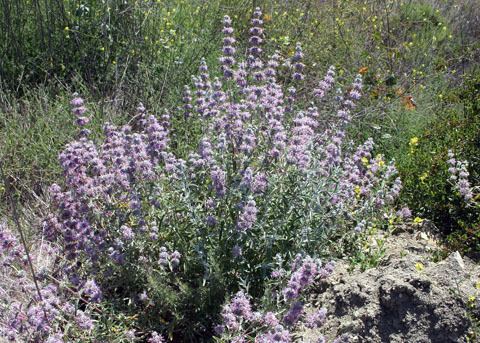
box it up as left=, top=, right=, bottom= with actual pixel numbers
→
left=236, top=200, right=258, bottom=233
left=82, top=279, right=102, bottom=303
left=283, top=301, right=304, bottom=326
left=70, top=94, right=91, bottom=129
left=304, top=308, right=327, bottom=328
left=220, top=15, right=236, bottom=79
left=148, top=331, right=165, bottom=343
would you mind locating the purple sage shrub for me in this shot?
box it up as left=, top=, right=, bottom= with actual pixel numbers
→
left=38, top=7, right=404, bottom=340
left=0, top=222, right=102, bottom=342
left=215, top=255, right=340, bottom=342
left=447, top=150, right=478, bottom=204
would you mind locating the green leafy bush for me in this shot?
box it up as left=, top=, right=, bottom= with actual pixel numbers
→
left=397, top=70, right=480, bottom=255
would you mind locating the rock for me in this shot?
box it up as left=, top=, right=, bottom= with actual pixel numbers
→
left=452, top=251, right=465, bottom=270
left=300, top=232, right=480, bottom=343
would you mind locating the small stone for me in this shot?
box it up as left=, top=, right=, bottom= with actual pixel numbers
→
left=452, top=251, right=465, bottom=270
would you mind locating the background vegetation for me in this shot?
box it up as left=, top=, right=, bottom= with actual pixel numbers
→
left=1, top=0, right=479, bottom=279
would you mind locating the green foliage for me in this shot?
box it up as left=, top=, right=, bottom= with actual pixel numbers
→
left=395, top=70, right=480, bottom=255
left=0, top=86, right=127, bottom=206
left=0, top=0, right=223, bottom=102
left=348, top=223, right=391, bottom=272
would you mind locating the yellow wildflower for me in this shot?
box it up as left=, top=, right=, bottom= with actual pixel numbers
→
left=413, top=217, right=424, bottom=224
left=409, top=137, right=419, bottom=154
left=419, top=172, right=428, bottom=182
left=354, top=185, right=361, bottom=198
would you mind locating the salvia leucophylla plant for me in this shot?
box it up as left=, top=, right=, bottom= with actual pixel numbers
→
left=214, top=255, right=353, bottom=342
left=0, top=221, right=101, bottom=342
left=15, top=7, right=406, bottom=341
left=447, top=150, right=479, bottom=205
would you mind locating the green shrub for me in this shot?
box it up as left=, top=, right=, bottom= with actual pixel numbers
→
left=0, top=0, right=226, bottom=103
left=396, top=70, right=480, bottom=255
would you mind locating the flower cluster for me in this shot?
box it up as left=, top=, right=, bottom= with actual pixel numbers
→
left=216, top=291, right=254, bottom=334
left=447, top=150, right=475, bottom=202
left=291, top=43, right=305, bottom=81
left=220, top=15, right=236, bottom=78
left=215, top=256, right=337, bottom=342
left=0, top=222, right=98, bottom=342
left=237, top=200, right=258, bottom=233
left=70, top=95, right=89, bottom=128
left=304, top=308, right=327, bottom=329
left=158, top=246, right=181, bottom=269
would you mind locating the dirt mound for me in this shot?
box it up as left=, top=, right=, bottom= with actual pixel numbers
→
left=301, top=230, right=480, bottom=343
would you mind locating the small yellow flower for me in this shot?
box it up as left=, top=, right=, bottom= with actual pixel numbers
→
left=375, top=154, right=385, bottom=167
left=415, top=262, right=425, bottom=271
left=354, top=185, right=361, bottom=198
left=361, top=157, right=369, bottom=166
left=409, top=137, right=419, bottom=154
left=413, top=217, right=424, bottom=224
left=64, top=26, right=70, bottom=31
left=128, top=217, right=136, bottom=227
left=117, top=202, right=130, bottom=209
left=419, top=172, right=428, bottom=182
